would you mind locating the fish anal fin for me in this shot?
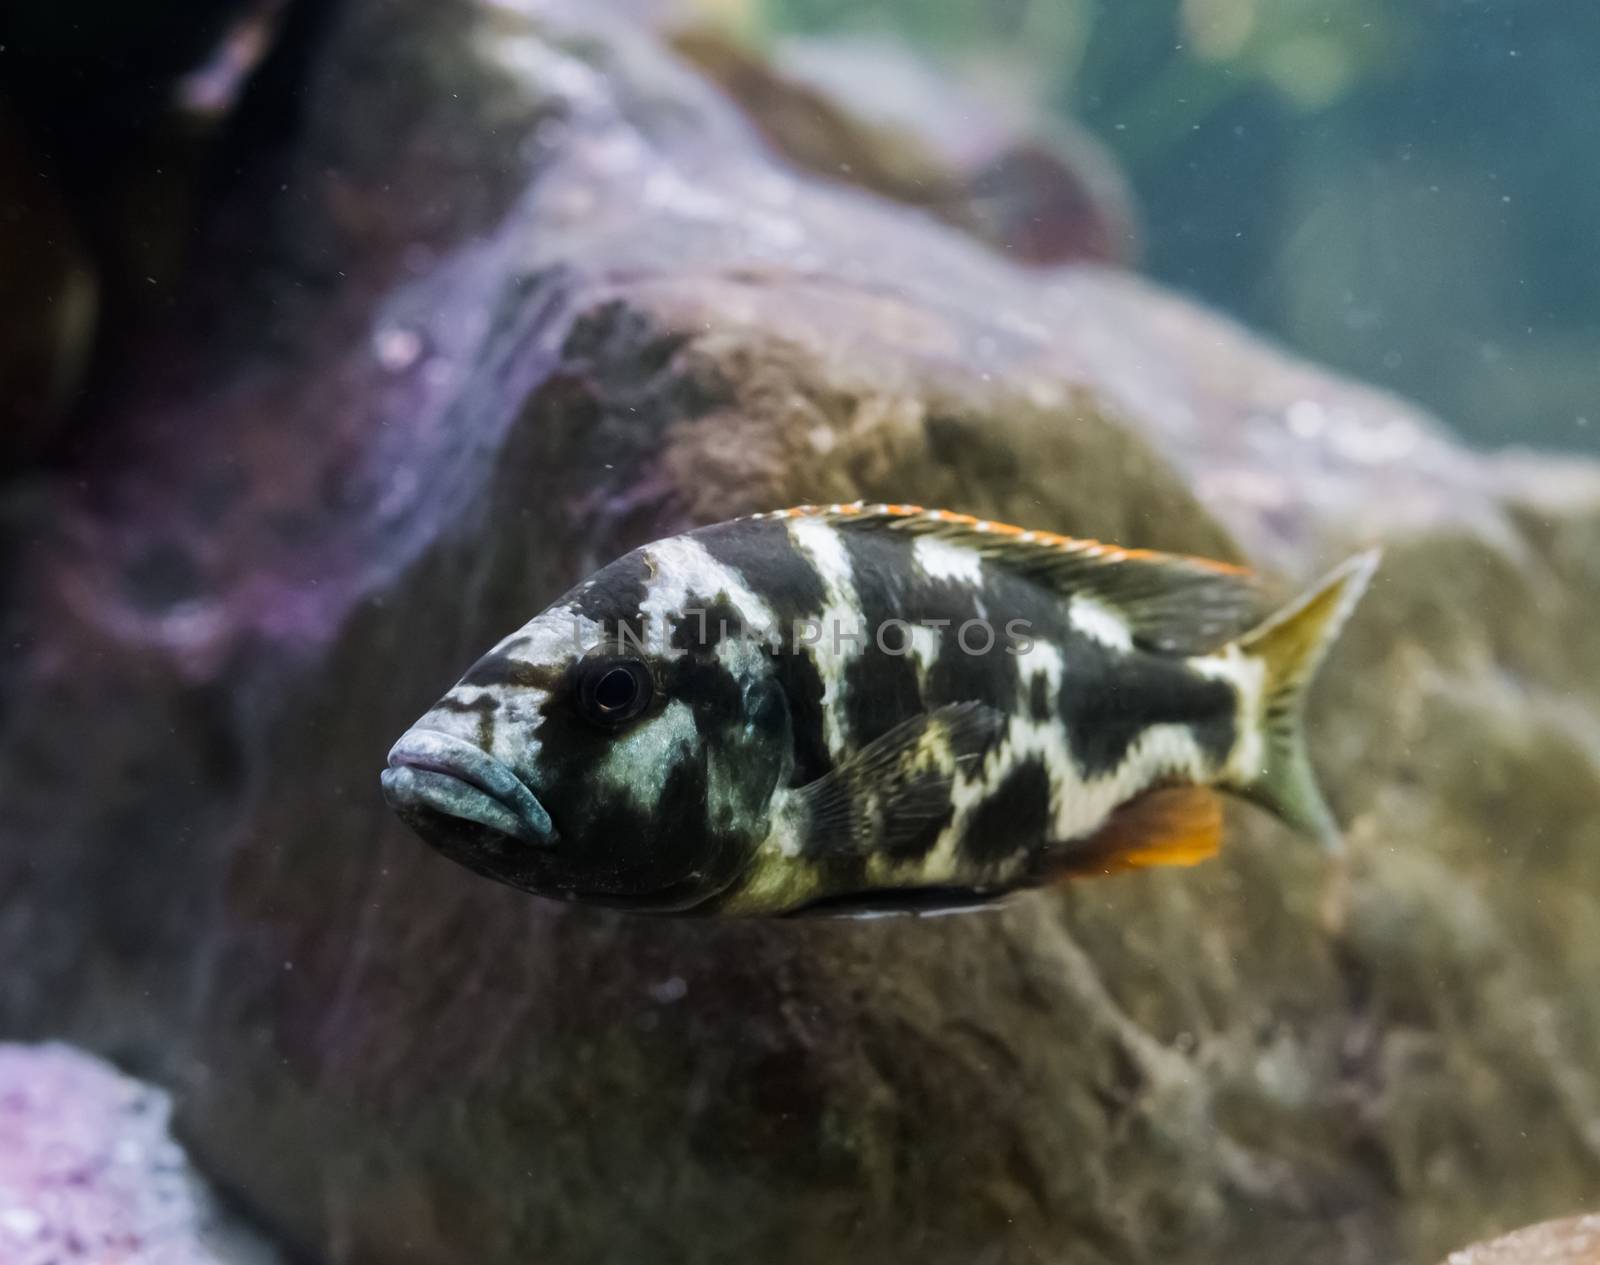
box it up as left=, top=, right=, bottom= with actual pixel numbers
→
left=1054, top=786, right=1223, bottom=880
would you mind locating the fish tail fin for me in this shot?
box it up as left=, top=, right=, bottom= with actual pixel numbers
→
left=1232, top=548, right=1382, bottom=851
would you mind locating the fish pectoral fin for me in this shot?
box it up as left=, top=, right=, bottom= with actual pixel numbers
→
left=794, top=702, right=1007, bottom=857
left=1052, top=786, right=1223, bottom=879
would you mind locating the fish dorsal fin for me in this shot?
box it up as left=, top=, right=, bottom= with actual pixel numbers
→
left=756, top=503, right=1264, bottom=654
left=1051, top=786, right=1223, bottom=880
left=793, top=701, right=1007, bottom=858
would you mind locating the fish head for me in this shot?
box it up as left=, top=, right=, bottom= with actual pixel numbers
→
left=381, top=548, right=794, bottom=911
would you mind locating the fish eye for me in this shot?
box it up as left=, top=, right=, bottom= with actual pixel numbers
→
left=577, top=654, right=654, bottom=727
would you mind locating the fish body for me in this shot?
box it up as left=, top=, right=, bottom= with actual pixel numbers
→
left=381, top=503, right=1378, bottom=916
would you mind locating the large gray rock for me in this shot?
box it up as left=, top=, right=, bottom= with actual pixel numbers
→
left=2, top=2, right=1598, bottom=1264
left=667, top=24, right=1139, bottom=267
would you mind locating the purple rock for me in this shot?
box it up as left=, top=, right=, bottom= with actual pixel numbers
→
left=0, top=1044, right=285, bottom=1265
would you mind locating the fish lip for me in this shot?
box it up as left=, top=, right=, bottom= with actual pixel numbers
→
left=381, top=730, right=557, bottom=846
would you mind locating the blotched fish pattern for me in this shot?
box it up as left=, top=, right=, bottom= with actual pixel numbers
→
left=381, top=504, right=1379, bottom=916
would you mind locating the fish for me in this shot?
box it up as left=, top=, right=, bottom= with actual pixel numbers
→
left=380, top=502, right=1380, bottom=916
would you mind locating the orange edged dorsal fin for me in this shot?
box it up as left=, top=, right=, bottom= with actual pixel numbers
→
left=752, top=502, right=1264, bottom=654
left=1053, top=786, right=1223, bottom=880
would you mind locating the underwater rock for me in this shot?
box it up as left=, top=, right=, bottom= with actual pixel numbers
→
left=0, top=1043, right=287, bottom=1265
left=1, top=2, right=1599, bottom=1265
left=1441, top=1214, right=1600, bottom=1264
left=669, top=27, right=1137, bottom=266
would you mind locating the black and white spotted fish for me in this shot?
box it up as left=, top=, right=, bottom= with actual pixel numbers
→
left=380, top=503, right=1379, bottom=916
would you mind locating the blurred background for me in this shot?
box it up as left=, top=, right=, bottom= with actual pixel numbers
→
left=3, top=0, right=1594, bottom=465
left=718, top=0, right=1599, bottom=453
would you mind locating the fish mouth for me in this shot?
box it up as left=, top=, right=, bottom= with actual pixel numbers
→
left=381, top=730, right=557, bottom=846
